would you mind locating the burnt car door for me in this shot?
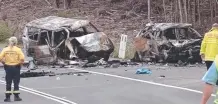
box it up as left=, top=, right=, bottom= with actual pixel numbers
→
left=22, top=27, right=40, bottom=56
left=23, top=27, right=55, bottom=64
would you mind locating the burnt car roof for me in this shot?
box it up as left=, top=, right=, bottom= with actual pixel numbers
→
left=151, top=23, right=192, bottom=31
left=26, top=16, right=90, bottom=31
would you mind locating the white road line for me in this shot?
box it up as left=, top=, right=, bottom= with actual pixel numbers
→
left=19, top=86, right=77, bottom=104
left=0, top=82, right=69, bottom=104
left=0, top=80, right=77, bottom=104
left=71, top=68, right=216, bottom=97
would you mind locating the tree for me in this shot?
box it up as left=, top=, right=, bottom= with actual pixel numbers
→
left=65, top=0, right=72, bottom=9
left=197, top=0, right=200, bottom=25
left=147, top=0, right=151, bottom=23
left=56, top=0, right=72, bottom=9
left=56, top=0, right=60, bottom=8
left=183, top=0, right=188, bottom=23
left=163, top=0, right=166, bottom=21
left=178, top=0, right=183, bottom=23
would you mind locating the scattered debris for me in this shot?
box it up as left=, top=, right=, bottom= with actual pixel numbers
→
left=76, top=73, right=82, bottom=76
left=48, top=72, right=56, bottom=76
left=69, top=61, right=80, bottom=65
left=187, top=64, right=196, bottom=67
left=136, top=67, right=152, bottom=74
left=156, top=67, right=167, bottom=70
left=20, top=70, right=90, bottom=78
left=20, top=71, right=50, bottom=78
left=82, top=62, right=98, bottom=68
left=55, top=72, right=89, bottom=76
left=132, top=23, right=203, bottom=65
left=159, top=75, right=166, bottom=78
left=111, top=63, right=120, bottom=68
left=27, top=59, right=37, bottom=70
left=56, top=77, right=60, bottom=80
left=127, top=62, right=140, bottom=66
left=81, top=59, right=140, bottom=68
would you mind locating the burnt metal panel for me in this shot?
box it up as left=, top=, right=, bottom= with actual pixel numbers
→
left=26, top=16, right=90, bottom=31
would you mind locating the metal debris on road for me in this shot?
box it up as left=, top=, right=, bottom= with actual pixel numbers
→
left=20, top=70, right=90, bottom=78
left=111, top=64, right=120, bottom=68
left=27, top=60, right=37, bottom=70
left=20, top=71, right=49, bottom=78
left=159, top=75, right=166, bottom=78
left=69, top=61, right=80, bottom=65
left=56, top=77, right=60, bottom=80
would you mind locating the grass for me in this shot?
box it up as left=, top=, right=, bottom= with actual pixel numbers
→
left=57, top=10, right=78, bottom=18
left=112, top=41, right=136, bottom=60
left=0, top=21, right=12, bottom=42
left=0, top=42, right=7, bottom=48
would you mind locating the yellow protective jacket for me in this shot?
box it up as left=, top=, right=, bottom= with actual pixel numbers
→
left=200, top=28, right=218, bottom=61
left=0, top=46, right=25, bottom=65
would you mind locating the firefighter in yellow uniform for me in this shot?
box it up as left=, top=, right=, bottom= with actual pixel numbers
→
left=0, top=37, right=24, bottom=102
left=200, top=23, right=218, bottom=70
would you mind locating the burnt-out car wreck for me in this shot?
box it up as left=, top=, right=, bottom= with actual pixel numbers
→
left=132, top=23, right=203, bottom=64
left=22, top=16, right=114, bottom=65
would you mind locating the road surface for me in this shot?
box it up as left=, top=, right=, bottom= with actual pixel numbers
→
left=0, top=64, right=215, bottom=104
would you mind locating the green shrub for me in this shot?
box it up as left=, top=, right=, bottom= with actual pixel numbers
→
left=125, top=41, right=136, bottom=59
left=112, top=42, right=136, bottom=59
left=57, top=11, right=69, bottom=17
left=0, top=21, right=12, bottom=43
left=112, top=44, right=119, bottom=58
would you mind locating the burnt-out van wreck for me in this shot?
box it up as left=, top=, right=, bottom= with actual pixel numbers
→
left=22, top=16, right=114, bottom=65
left=132, top=23, right=203, bottom=64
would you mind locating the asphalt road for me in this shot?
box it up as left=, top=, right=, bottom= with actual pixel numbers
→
left=0, top=64, right=215, bottom=104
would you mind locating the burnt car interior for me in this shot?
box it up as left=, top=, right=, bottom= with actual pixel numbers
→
left=27, top=23, right=99, bottom=59
left=29, top=23, right=99, bottom=45
left=157, top=27, right=201, bottom=40
left=132, top=23, right=203, bottom=64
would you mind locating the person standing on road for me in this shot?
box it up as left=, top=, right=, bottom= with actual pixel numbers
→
left=200, top=23, right=218, bottom=70
left=201, top=55, right=218, bottom=104
left=0, top=37, right=24, bottom=102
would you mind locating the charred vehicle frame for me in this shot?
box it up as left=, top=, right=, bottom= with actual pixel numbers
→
left=22, top=16, right=114, bottom=65
left=132, top=23, right=203, bottom=64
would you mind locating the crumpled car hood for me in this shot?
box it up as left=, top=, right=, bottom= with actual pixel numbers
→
left=75, top=32, right=112, bottom=52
